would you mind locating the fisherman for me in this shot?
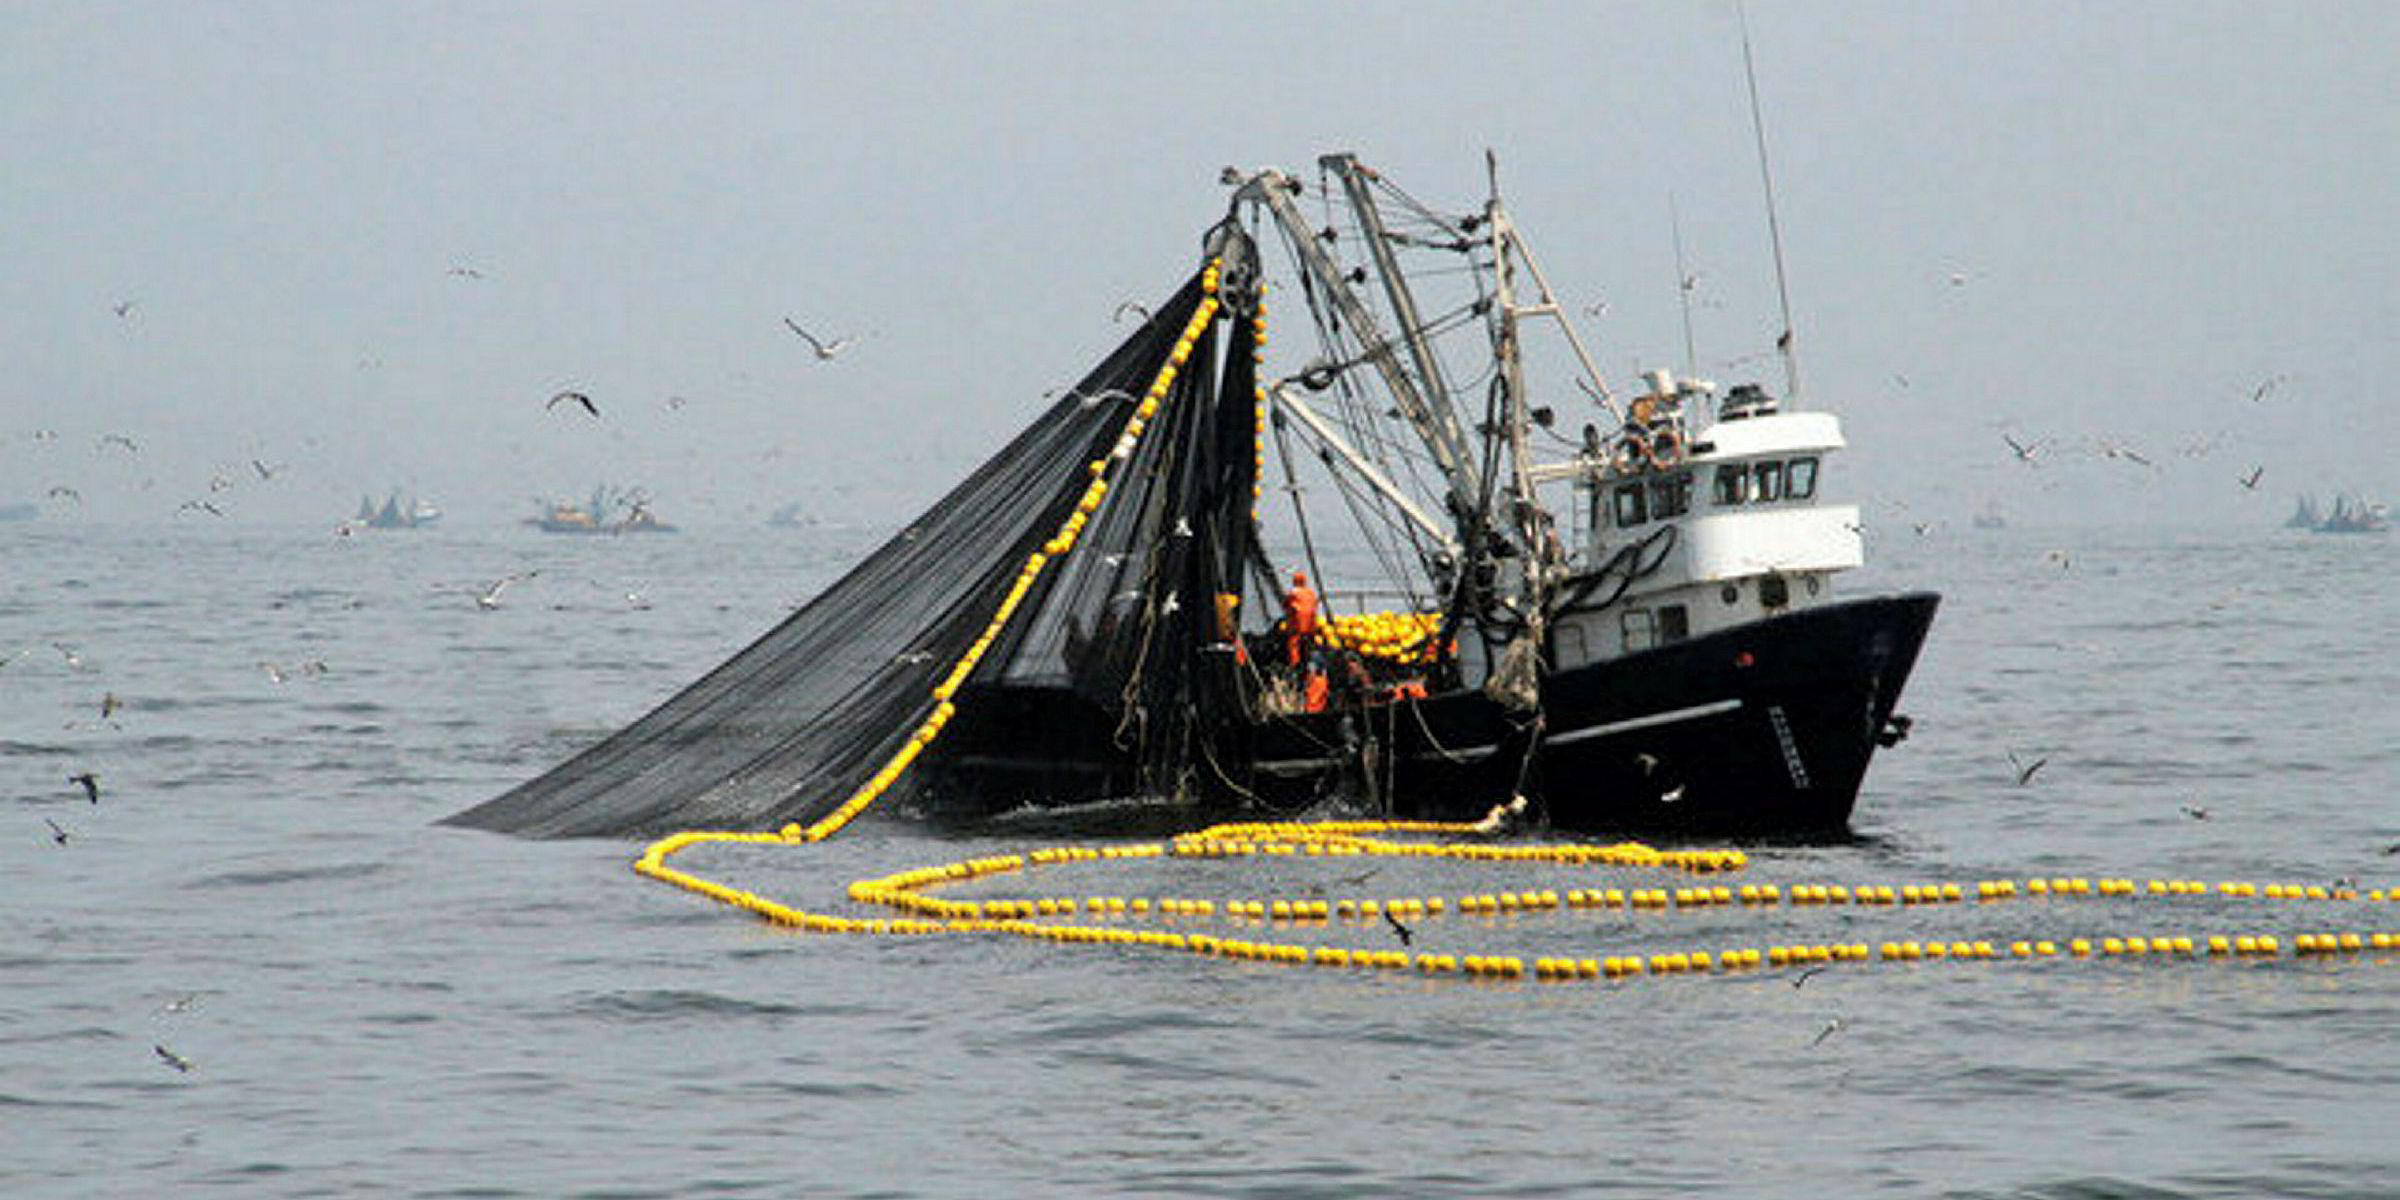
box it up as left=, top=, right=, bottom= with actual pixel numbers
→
left=1279, top=571, right=1320, bottom=667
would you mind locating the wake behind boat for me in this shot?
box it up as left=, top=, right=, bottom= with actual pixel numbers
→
left=449, top=156, right=1935, bottom=841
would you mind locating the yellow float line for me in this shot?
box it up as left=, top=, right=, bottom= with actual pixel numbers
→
left=635, top=818, right=2400, bottom=985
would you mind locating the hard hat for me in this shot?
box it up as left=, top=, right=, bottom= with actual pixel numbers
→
left=1292, top=571, right=1308, bottom=586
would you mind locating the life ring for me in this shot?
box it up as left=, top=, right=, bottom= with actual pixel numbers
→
left=1611, top=433, right=1646, bottom=474
left=1643, top=426, right=1685, bottom=469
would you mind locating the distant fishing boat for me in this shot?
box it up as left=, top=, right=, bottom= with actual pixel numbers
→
left=352, top=491, right=439, bottom=530
left=529, top=485, right=677, bottom=534
left=2315, top=494, right=2389, bottom=535
left=2285, top=495, right=2320, bottom=530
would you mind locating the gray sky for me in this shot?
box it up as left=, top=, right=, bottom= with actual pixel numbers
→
left=5, top=1, right=2393, bottom=528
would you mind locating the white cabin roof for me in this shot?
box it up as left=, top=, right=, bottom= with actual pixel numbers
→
left=1693, top=411, right=1846, bottom=459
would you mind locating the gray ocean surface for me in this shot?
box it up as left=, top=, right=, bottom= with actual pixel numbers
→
left=3, top=520, right=2396, bottom=1198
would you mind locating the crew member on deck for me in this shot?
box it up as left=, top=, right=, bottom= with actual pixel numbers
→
left=1280, top=571, right=1320, bottom=667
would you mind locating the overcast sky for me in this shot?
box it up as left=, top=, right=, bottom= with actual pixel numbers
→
left=5, top=1, right=2393, bottom=528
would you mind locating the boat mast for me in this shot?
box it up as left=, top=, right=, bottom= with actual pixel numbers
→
left=1322, top=154, right=1464, bottom=455
left=1482, top=158, right=1552, bottom=627
left=1739, top=0, right=1802, bottom=405
left=1233, top=166, right=1485, bottom=532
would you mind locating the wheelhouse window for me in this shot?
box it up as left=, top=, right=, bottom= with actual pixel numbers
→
left=1657, top=604, right=1690, bottom=644
left=1647, top=471, right=1693, bottom=520
left=1787, top=456, right=1819, bottom=499
left=1713, top=466, right=1749, bottom=507
left=1612, top=483, right=1647, bottom=527
left=1620, top=608, right=1657, bottom=653
left=1753, top=461, right=1786, bottom=502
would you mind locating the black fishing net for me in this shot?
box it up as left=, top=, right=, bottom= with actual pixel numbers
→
left=447, top=244, right=1264, bottom=839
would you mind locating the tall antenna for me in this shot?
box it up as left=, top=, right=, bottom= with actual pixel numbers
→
left=1670, top=192, right=1698, bottom=377
left=1738, top=0, right=1801, bottom=405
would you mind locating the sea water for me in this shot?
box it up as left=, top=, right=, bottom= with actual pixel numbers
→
left=3, top=521, right=2395, bottom=1198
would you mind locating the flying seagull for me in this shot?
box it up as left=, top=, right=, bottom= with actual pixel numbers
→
left=100, top=693, right=122, bottom=720
left=547, top=391, right=598, bottom=417
left=46, top=818, right=71, bottom=845
left=113, top=299, right=138, bottom=319
left=447, top=266, right=486, bottom=280
left=70, top=771, right=100, bottom=803
left=47, top=486, right=81, bottom=503
left=1383, top=910, right=1414, bottom=947
left=1791, top=966, right=1826, bottom=989
left=2181, top=805, right=2211, bottom=821
left=782, top=319, right=852, bottom=361
left=1113, top=300, right=1151, bottom=324
left=176, top=499, right=225, bottom=518
left=2249, top=374, right=2285, bottom=404
left=1811, top=1017, right=1847, bottom=1047
left=100, top=434, right=140, bottom=453
left=154, top=1044, right=194, bottom=1073
left=2238, top=466, right=2264, bottom=491
left=2008, top=752, right=2048, bottom=787
left=251, top=459, right=284, bottom=481
left=160, top=993, right=198, bottom=1015
left=477, top=570, right=538, bottom=610
left=2002, top=434, right=2047, bottom=464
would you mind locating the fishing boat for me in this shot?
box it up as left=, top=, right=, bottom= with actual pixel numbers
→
left=353, top=491, right=439, bottom=530
left=450, top=156, right=1937, bottom=842
left=2285, top=495, right=2321, bottom=530
left=2315, top=494, right=2390, bottom=535
left=527, top=485, right=677, bottom=534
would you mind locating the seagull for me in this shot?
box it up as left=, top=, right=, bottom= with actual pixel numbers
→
left=2238, top=466, right=2264, bottom=491
left=176, top=499, right=225, bottom=518
left=208, top=474, right=234, bottom=493
left=1947, top=271, right=1969, bottom=287
left=113, top=299, right=138, bottom=319
left=1383, top=910, right=1414, bottom=946
left=1633, top=752, right=1661, bottom=776
left=1582, top=301, right=1610, bottom=318
left=2008, top=752, right=2048, bottom=787
left=1113, top=300, right=1151, bottom=324
left=477, top=570, right=537, bottom=610
left=664, top=395, right=689, bottom=411
left=69, top=772, right=100, bottom=805
left=1659, top=784, right=1687, bottom=804
left=54, top=642, right=84, bottom=667
left=160, top=993, right=198, bottom=1015
left=100, top=693, right=122, bottom=720
left=547, top=391, right=598, bottom=417
left=446, top=266, right=486, bottom=280
left=1892, top=373, right=1910, bottom=390
left=2045, top=550, right=2072, bottom=571
left=2099, top=440, right=2155, bottom=468
left=1791, top=966, right=1826, bottom=989
left=2002, top=434, right=2047, bottom=464
left=47, top=486, right=81, bottom=503
left=154, top=1044, right=194, bottom=1073
left=47, top=818, right=71, bottom=845
left=100, top=434, right=140, bottom=453
left=782, top=319, right=852, bottom=361
left=2180, top=805, right=2211, bottom=821
left=1052, top=387, right=1135, bottom=410
left=1811, top=1017, right=1847, bottom=1047
left=2249, top=374, right=2285, bottom=404
left=251, top=459, right=284, bottom=481
left=1911, top=521, right=1933, bottom=537
left=260, top=661, right=288, bottom=684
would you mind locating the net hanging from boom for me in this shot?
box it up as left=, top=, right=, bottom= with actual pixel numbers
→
left=446, top=245, right=1264, bottom=839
